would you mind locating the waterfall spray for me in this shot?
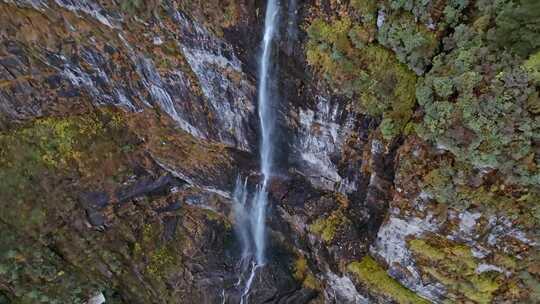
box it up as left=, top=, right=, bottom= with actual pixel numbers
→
left=232, top=177, right=251, bottom=260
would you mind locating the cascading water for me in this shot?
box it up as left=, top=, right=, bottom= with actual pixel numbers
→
left=229, top=1, right=280, bottom=303
left=249, top=0, right=280, bottom=265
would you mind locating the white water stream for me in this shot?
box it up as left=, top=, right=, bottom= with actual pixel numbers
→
left=230, top=1, right=280, bottom=303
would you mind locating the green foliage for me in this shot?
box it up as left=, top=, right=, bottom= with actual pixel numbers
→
left=409, top=149, right=540, bottom=233
left=351, top=0, right=377, bottom=18
left=415, top=14, right=540, bottom=187
left=306, top=17, right=417, bottom=139
left=387, top=0, right=468, bottom=29
left=432, top=77, right=454, bottom=98
left=348, top=256, right=430, bottom=304
left=379, top=118, right=399, bottom=140
left=378, top=12, right=439, bottom=74
left=441, top=0, right=469, bottom=27
left=490, top=0, right=540, bottom=58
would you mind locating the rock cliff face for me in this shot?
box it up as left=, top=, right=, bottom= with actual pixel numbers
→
left=0, top=0, right=538, bottom=303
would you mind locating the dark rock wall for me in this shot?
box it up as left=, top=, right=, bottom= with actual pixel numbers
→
left=0, top=0, right=538, bottom=303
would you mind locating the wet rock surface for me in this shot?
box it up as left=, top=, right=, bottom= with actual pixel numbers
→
left=0, top=0, right=538, bottom=303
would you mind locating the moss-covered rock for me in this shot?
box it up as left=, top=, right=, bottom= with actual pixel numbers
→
left=347, top=255, right=430, bottom=304
left=292, top=255, right=321, bottom=290
left=409, top=238, right=503, bottom=303
left=309, top=210, right=349, bottom=243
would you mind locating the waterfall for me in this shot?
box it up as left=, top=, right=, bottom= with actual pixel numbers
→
left=254, top=0, right=279, bottom=266
left=234, top=0, right=279, bottom=266
left=230, top=0, right=280, bottom=302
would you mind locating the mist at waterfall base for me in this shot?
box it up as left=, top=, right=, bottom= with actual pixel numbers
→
left=230, top=0, right=280, bottom=303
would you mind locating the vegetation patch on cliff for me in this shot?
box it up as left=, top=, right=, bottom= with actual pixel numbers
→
left=347, top=255, right=430, bottom=304
left=408, top=237, right=509, bottom=303
left=292, top=255, right=320, bottom=290
left=414, top=0, right=539, bottom=187
left=0, top=108, right=140, bottom=302
left=305, top=16, right=417, bottom=139
left=0, top=109, right=136, bottom=233
left=309, top=209, right=349, bottom=243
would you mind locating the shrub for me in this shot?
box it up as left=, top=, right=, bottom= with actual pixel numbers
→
left=490, top=0, right=540, bottom=58
left=415, top=12, right=540, bottom=187
left=377, top=12, right=439, bottom=74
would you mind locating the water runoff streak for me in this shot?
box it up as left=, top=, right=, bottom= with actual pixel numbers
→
left=231, top=0, right=280, bottom=303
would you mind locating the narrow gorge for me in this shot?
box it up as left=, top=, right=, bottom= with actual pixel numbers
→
left=0, top=0, right=538, bottom=304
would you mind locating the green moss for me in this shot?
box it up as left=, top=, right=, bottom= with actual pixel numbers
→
left=303, top=273, right=320, bottom=290
left=421, top=164, right=458, bottom=206
left=0, top=110, right=127, bottom=171
left=120, top=0, right=143, bottom=13
left=204, top=209, right=232, bottom=230
left=128, top=111, right=232, bottom=174
left=147, top=246, right=176, bottom=276
left=408, top=239, right=446, bottom=261
left=347, top=256, right=429, bottom=304
left=493, top=254, right=518, bottom=271
left=465, top=274, right=500, bottom=303
left=119, top=0, right=161, bottom=17
left=309, top=210, right=346, bottom=243
left=292, top=256, right=320, bottom=290
left=408, top=237, right=503, bottom=303
left=133, top=222, right=180, bottom=279
left=293, top=256, right=308, bottom=281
